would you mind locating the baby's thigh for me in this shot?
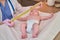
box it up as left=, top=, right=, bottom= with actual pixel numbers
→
left=20, top=21, right=27, bottom=27
left=33, top=23, right=40, bottom=29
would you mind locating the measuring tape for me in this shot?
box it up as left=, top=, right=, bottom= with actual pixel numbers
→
left=11, top=2, right=41, bottom=22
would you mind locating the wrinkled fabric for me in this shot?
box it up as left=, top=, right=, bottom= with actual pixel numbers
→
left=0, top=11, right=60, bottom=40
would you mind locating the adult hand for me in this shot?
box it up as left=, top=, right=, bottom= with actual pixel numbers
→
left=0, top=21, right=3, bottom=25
left=3, top=19, right=15, bottom=27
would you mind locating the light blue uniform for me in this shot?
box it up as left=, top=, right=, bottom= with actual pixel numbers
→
left=0, top=0, right=14, bottom=21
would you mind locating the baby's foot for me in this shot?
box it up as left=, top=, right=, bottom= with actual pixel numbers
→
left=32, top=34, right=38, bottom=38
left=21, top=33, right=27, bottom=39
left=32, top=32, right=39, bottom=38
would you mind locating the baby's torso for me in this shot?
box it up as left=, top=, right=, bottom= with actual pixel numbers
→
left=27, top=15, right=40, bottom=21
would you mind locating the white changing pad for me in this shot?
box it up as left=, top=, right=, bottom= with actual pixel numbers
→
left=0, top=11, right=60, bottom=40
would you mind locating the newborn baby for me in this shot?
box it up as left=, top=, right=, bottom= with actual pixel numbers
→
left=18, top=10, right=53, bottom=39
left=18, top=2, right=54, bottom=39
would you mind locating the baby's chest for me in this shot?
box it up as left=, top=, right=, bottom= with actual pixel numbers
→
left=28, top=16, right=40, bottom=20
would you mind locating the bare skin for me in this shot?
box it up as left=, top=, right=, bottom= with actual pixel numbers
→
left=18, top=2, right=54, bottom=39
left=0, top=0, right=6, bottom=6
left=19, top=9, right=40, bottom=39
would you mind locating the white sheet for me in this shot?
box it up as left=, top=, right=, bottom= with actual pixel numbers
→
left=0, top=11, right=60, bottom=40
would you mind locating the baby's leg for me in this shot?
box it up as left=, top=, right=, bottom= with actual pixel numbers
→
left=32, top=23, right=40, bottom=38
left=20, top=21, right=27, bottom=39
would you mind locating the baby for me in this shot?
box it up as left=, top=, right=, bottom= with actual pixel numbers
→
left=18, top=2, right=54, bottom=39
left=19, top=10, right=53, bottom=39
left=18, top=9, right=40, bottom=39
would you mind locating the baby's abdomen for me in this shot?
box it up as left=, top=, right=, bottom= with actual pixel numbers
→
left=28, top=16, right=40, bottom=21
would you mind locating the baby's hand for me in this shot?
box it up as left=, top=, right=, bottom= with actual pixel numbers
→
left=31, top=2, right=43, bottom=10
left=3, top=19, right=15, bottom=27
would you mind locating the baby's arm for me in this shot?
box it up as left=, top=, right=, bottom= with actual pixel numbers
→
left=40, top=13, right=54, bottom=20
left=17, top=17, right=28, bottom=21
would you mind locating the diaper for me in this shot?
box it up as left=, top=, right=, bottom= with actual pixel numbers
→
left=26, top=20, right=39, bottom=33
